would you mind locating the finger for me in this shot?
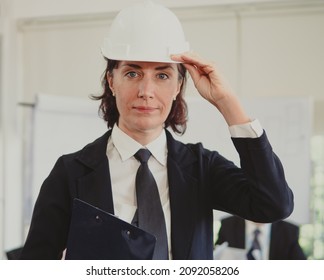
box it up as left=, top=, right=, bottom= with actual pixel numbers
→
left=171, top=53, right=215, bottom=76
left=170, top=53, right=187, bottom=63
left=171, top=52, right=207, bottom=66
left=183, top=63, right=201, bottom=83
left=170, top=52, right=202, bottom=63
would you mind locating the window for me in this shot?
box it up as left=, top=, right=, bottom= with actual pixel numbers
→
left=300, top=136, right=324, bottom=259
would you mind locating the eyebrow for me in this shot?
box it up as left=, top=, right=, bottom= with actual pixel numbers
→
left=121, top=63, right=175, bottom=71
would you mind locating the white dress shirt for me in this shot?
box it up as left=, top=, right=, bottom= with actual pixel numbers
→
left=107, top=119, right=263, bottom=259
left=245, top=220, right=271, bottom=260
left=107, top=124, right=172, bottom=257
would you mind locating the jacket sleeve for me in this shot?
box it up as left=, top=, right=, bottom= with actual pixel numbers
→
left=20, top=156, right=72, bottom=260
left=205, top=131, right=294, bottom=223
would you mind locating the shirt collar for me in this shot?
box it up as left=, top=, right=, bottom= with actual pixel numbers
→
left=111, top=124, right=167, bottom=166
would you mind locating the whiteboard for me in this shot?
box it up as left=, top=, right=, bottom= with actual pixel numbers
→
left=29, top=94, right=313, bottom=224
left=28, top=94, right=107, bottom=220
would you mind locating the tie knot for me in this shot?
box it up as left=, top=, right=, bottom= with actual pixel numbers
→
left=135, top=149, right=151, bottom=164
left=254, top=228, right=261, bottom=237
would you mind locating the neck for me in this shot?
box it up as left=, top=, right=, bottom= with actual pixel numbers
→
left=118, top=125, right=164, bottom=146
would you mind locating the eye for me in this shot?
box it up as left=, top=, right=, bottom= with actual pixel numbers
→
left=126, top=71, right=138, bottom=78
left=157, top=73, right=168, bottom=80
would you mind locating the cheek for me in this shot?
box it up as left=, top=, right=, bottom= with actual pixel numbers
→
left=115, top=81, right=137, bottom=96
left=159, top=96, right=174, bottom=114
left=115, top=94, right=127, bottom=111
left=115, top=90, right=135, bottom=113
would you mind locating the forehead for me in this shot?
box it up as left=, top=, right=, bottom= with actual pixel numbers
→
left=118, top=61, right=178, bottom=71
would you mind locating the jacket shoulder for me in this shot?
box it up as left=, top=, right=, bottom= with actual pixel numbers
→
left=57, top=130, right=111, bottom=169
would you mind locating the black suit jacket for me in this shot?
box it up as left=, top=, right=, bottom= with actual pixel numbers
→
left=215, top=216, right=306, bottom=260
left=20, top=129, right=293, bottom=259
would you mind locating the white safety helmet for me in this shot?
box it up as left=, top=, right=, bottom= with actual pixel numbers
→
left=101, top=1, right=190, bottom=63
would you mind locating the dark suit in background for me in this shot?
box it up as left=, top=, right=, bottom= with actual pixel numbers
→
left=215, top=215, right=306, bottom=260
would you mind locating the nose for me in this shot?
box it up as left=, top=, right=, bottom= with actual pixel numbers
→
left=138, top=77, right=155, bottom=99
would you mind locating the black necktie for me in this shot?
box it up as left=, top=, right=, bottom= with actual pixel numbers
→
left=247, top=228, right=261, bottom=260
left=132, top=149, right=169, bottom=260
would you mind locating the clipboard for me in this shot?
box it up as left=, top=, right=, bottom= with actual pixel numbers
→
left=65, top=198, right=156, bottom=260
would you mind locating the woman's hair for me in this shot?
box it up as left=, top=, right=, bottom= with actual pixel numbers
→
left=92, top=58, right=188, bottom=135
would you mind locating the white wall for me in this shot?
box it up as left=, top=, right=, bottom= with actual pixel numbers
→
left=0, top=0, right=24, bottom=259
left=10, top=0, right=289, bottom=18
left=1, top=0, right=323, bottom=258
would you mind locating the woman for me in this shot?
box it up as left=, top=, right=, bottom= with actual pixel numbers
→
left=20, top=1, right=293, bottom=260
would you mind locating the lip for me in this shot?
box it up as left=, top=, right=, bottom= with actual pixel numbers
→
left=133, top=106, right=158, bottom=113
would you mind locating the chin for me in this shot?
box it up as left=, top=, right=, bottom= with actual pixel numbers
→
left=135, top=121, right=163, bottom=132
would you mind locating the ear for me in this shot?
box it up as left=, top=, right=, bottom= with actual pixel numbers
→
left=107, top=72, right=114, bottom=91
left=173, top=79, right=182, bottom=99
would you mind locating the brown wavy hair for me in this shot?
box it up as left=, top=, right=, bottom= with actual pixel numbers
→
left=92, top=58, right=188, bottom=135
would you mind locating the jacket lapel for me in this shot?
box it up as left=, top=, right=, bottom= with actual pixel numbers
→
left=166, top=131, right=198, bottom=259
left=75, top=130, right=114, bottom=214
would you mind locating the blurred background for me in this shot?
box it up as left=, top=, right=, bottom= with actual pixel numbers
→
left=1, top=0, right=324, bottom=259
